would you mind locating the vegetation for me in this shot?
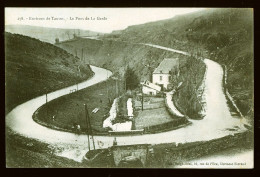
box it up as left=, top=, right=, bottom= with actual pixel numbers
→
left=35, top=78, right=124, bottom=134
left=6, top=129, right=87, bottom=168
left=151, top=131, right=253, bottom=168
left=56, top=38, right=183, bottom=81
left=171, top=56, right=206, bottom=119
left=134, top=97, right=175, bottom=129
left=55, top=9, right=253, bottom=123
left=135, top=107, right=174, bottom=130
left=8, top=9, right=253, bottom=122
left=102, top=8, right=253, bottom=122
left=5, top=32, right=93, bottom=115
left=5, top=9, right=253, bottom=168
left=124, top=66, right=139, bottom=90
left=113, top=94, right=130, bottom=124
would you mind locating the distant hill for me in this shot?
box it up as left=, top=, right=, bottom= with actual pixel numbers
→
left=5, top=25, right=104, bottom=44
left=56, top=37, right=185, bottom=81
left=107, top=8, right=252, bottom=47
left=5, top=32, right=94, bottom=114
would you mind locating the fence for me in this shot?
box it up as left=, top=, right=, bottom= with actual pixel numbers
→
left=222, top=64, right=244, bottom=118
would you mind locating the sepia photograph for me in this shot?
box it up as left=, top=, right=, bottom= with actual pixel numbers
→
left=5, top=7, right=254, bottom=168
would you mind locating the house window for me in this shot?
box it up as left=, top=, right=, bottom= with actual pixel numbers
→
left=160, top=76, right=162, bottom=81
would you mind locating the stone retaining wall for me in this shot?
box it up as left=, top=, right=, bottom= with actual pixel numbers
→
left=143, top=118, right=189, bottom=133
left=222, top=64, right=244, bottom=118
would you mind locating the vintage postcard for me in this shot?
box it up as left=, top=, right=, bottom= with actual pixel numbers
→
left=5, top=8, right=254, bottom=168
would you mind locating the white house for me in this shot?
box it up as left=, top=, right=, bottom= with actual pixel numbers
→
left=141, top=80, right=161, bottom=95
left=152, top=58, right=179, bottom=90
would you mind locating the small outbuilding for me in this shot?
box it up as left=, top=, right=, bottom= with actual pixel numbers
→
left=141, top=80, right=161, bottom=95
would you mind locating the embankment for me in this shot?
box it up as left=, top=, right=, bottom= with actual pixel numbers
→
left=150, top=131, right=252, bottom=167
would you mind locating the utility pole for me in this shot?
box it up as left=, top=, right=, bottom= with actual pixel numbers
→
left=106, top=70, right=109, bottom=103
left=125, top=79, right=127, bottom=92
left=141, top=85, right=144, bottom=111
left=124, top=65, right=127, bottom=92
left=85, top=103, right=96, bottom=150
left=118, top=79, right=120, bottom=96
left=77, top=80, right=78, bottom=91
left=84, top=104, right=91, bottom=151
left=45, top=89, right=48, bottom=118
left=81, top=48, right=84, bottom=61
left=115, top=79, right=118, bottom=97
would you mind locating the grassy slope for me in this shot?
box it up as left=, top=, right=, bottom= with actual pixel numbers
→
left=103, top=8, right=254, bottom=120
left=172, top=56, right=206, bottom=119
left=6, top=129, right=87, bottom=168
left=5, top=32, right=94, bottom=115
left=56, top=38, right=184, bottom=81
left=5, top=32, right=94, bottom=167
left=35, top=78, right=124, bottom=133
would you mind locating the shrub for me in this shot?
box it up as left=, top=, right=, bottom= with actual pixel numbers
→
left=171, top=55, right=206, bottom=118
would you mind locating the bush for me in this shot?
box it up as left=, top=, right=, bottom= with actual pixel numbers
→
left=171, top=55, right=206, bottom=118
left=124, top=66, right=139, bottom=90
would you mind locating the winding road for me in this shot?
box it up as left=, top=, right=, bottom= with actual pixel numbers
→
left=6, top=44, right=249, bottom=162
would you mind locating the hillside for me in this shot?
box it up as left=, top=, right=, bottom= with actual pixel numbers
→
left=56, top=38, right=185, bottom=81
left=5, top=32, right=94, bottom=114
left=102, top=8, right=254, bottom=121
left=5, top=25, right=104, bottom=44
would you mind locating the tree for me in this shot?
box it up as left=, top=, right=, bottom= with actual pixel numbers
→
left=55, top=38, right=59, bottom=44
left=124, top=66, right=139, bottom=90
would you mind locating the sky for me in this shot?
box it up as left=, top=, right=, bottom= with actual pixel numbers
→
left=5, top=8, right=205, bottom=33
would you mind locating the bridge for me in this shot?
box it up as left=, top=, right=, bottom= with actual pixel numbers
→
left=110, top=144, right=153, bottom=167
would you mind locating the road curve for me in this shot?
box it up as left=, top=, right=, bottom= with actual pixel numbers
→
left=6, top=45, right=247, bottom=162
left=6, top=66, right=113, bottom=160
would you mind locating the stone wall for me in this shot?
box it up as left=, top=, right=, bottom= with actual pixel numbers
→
left=111, top=144, right=149, bottom=167
left=222, top=64, right=244, bottom=118
left=143, top=117, right=189, bottom=133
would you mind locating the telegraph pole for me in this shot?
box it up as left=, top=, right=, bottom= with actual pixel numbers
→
left=45, top=88, right=48, bottom=118
left=85, top=103, right=96, bottom=150
left=106, top=70, right=109, bottom=103
left=81, top=48, right=84, bottom=61
left=115, top=79, right=118, bottom=97
left=124, top=65, right=127, bottom=92
left=84, top=104, right=91, bottom=151
left=141, top=85, right=144, bottom=111
left=46, top=92, right=48, bottom=104
left=75, top=48, right=77, bottom=57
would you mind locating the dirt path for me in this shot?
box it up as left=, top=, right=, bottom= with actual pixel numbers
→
left=6, top=45, right=248, bottom=163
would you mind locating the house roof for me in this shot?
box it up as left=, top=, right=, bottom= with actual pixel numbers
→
left=153, top=58, right=179, bottom=74
left=141, top=80, right=161, bottom=91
